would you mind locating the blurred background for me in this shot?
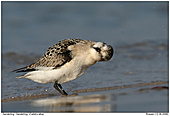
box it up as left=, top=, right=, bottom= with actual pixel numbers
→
left=2, top=1, right=168, bottom=112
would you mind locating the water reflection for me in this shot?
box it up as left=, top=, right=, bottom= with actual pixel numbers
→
left=31, top=93, right=116, bottom=112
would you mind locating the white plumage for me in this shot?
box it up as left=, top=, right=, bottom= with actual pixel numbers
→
left=13, top=38, right=114, bottom=95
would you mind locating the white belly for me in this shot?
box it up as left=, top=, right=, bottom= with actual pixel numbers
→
left=19, top=59, right=89, bottom=84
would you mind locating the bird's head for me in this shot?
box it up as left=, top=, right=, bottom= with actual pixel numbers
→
left=90, top=42, right=114, bottom=62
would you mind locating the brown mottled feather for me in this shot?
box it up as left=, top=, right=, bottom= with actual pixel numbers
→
left=13, top=38, right=91, bottom=72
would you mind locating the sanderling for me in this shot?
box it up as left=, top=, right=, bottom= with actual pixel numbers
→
left=13, top=38, right=114, bottom=96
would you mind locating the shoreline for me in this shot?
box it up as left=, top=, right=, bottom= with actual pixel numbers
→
left=2, top=81, right=168, bottom=103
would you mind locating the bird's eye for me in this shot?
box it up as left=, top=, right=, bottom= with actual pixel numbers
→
left=93, top=47, right=101, bottom=52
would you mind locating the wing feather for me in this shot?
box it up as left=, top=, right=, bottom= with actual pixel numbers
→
left=13, top=38, right=90, bottom=72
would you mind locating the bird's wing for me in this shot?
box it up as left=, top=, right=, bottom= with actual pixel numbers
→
left=13, top=38, right=90, bottom=73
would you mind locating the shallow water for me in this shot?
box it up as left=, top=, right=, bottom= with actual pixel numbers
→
left=2, top=84, right=168, bottom=112
left=1, top=1, right=168, bottom=112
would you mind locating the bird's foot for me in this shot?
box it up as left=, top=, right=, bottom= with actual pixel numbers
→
left=61, top=93, right=78, bottom=97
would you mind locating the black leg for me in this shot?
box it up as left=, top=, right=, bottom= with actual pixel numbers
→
left=54, top=82, right=68, bottom=96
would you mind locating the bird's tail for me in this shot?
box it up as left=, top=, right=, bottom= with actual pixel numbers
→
left=12, top=63, right=36, bottom=73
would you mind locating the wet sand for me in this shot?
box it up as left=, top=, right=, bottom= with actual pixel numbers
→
left=2, top=81, right=168, bottom=103
left=2, top=81, right=168, bottom=112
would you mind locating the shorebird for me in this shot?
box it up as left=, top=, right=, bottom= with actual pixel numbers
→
left=13, top=38, right=114, bottom=96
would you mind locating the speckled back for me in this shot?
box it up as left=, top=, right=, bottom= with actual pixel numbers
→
left=32, top=38, right=91, bottom=68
